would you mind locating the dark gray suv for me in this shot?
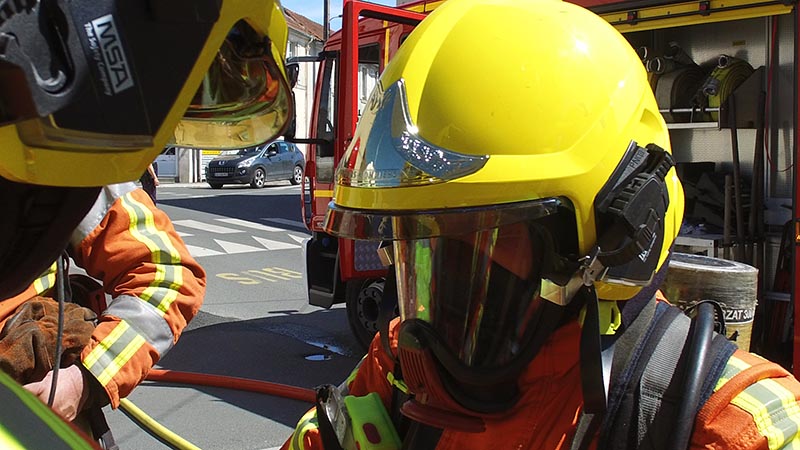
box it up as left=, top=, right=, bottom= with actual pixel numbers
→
left=205, top=140, right=305, bottom=189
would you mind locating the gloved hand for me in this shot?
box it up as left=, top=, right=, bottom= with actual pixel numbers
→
left=24, top=364, right=89, bottom=421
left=0, top=296, right=96, bottom=384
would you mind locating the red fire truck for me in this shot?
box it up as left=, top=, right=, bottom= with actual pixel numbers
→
left=291, top=0, right=800, bottom=377
left=291, top=0, right=441, bottom=349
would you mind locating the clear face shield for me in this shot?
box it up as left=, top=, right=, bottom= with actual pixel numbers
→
left=327, top=198, right=567, bottom=369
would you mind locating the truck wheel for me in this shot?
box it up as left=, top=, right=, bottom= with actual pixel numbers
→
left=346, top=278, right=385, bottom=351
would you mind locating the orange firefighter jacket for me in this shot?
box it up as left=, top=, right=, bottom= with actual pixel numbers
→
left=0, top=183, right=206, bottom=408
left=286, top=308, right=800, bottom=450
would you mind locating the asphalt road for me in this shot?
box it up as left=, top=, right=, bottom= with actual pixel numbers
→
left=102, top=181, right=362, bottom=450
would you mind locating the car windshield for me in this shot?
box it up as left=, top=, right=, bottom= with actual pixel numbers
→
left=220, top=146, right=259, bottom=156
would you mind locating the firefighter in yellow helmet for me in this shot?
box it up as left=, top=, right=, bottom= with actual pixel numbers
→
left=284, top=0, right=800, bottom=449
left=0, top=0, right=292, bottom=446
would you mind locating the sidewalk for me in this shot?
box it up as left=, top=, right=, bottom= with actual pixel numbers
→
left=144, top=179, right=208, bottom=189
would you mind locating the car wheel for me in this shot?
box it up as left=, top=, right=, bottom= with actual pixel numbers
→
left=290, top=165, right=303, bottom=185
left=346, top=278, right=397, bottom=351
left=209, top=183, right=223, bottom=189
left=250, top=168, right=266, bottom=188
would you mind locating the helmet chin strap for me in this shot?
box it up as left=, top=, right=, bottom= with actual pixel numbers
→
left=542, top=248, right=615, bottom=414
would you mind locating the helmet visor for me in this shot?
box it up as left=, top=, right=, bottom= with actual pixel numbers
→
left=325, top=198, right=562, bottom=241
left=171, top=20, right=293, bottom=149
left=395, top=221, right=545, bottom=369
left=336, top=78, right=488, bottom=189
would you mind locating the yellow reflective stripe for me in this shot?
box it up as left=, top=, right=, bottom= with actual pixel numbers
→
left=345, top=355, right=367, bottom=389
left=0, top=424, right=25, bottom=450
left=120, top=194, right=183, bottom=314
left=84, top=321, right=130, bottom=368
left=32, top=262, right=57, bottom=294
left=0, top=371, right=94, bottom=449
left=314, top=189, right=333, bottom=198
left=84, top=320, right=146, bottom=385
left=714, top=353, right=749, bottom=390
left=730, top=378, right=800, bottom=449
left=291, top=408, right=319, bottom=450
left=715, top=354, right=800, bottom=449
left=96, top=334, right=146, bottom=385
left=387, top=372, right=409, bottom=394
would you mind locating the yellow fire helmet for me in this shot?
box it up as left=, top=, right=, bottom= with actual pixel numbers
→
left=326, top=0, right=685, bottom=307
left=0, top=0, right=292, bottom=187
left=0, top=0, right=291, bottom=299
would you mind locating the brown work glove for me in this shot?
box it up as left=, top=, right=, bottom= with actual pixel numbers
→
left=0, top=296, right=97, bottom=384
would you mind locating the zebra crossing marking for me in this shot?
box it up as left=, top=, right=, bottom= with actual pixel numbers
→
left=173, top=218, right=306, bottom=258
left=262, top=218, right=306, bottom=229
left=215, top=218, right=284, bottom=232
left=184, top=245, right=224, bottom=257
left=172, top=219, right=243, bottom=234
left=214, top=239, right=267, bottom=254
left=252, top=236, right=300, bottom=250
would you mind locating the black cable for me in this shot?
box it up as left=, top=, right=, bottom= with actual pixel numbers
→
left=49, top=254, right=68, bottom=406
left=669, top=301, right=715, bottom=450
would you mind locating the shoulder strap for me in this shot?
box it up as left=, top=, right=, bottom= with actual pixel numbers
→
left=600, top=302, right=735, bottom=450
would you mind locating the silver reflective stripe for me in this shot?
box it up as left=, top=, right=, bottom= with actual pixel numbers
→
left=104, top=294, right=174, bottom=356
left=70, top=182, right=137, bottom=247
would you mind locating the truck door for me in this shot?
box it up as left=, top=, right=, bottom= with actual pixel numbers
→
left=299, top=1, right=428, bottom=349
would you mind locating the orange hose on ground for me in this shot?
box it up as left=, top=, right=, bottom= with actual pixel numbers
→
left=145, top=369, right=316, bottom=404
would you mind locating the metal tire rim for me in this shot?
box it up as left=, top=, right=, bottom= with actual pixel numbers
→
left=293, top=166, right=303, bottom=184
left=253, top=168, right=266, bottom=188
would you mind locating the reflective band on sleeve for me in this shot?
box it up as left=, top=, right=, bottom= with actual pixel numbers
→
left=119, top=194, right=183, bottom=314
left=104, top=294, right=175, bottom=355
left=730, top=379, right=800, bottom=448
left=290, top=408, right=320, bottom=450
left=716, top=354, right=800, bottom=449
left=83, top=320, right=146, bottom=385
left=71, top=182, right=136, bottom=247
left=32, top=262, right=57, bottom=295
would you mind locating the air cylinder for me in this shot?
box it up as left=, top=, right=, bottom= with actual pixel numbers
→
left=661, top=252, right=758, bottom=350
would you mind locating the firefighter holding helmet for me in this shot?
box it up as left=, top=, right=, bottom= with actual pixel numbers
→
left=285, top=0, right=800, bottom=449
left=0, top=0, right=293, bottom=446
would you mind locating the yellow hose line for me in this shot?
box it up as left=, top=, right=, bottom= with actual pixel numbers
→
left=118, top=398, right=201, bottom=450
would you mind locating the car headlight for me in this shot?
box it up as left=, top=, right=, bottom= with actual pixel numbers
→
left=238, top=157, right=257, bottom=168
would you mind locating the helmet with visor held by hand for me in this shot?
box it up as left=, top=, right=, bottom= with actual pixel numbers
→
left=0, top=0, right=292, bottom=299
